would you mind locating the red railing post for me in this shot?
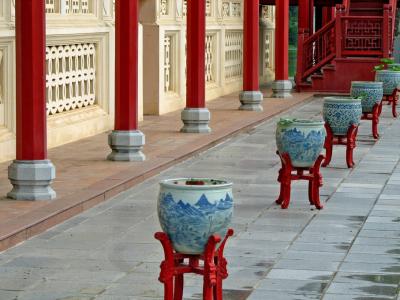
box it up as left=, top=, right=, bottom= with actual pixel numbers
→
left=297, top=0, right=310, bottom=87
left=382, top=4, right=391, bottom=58
left=295, top=28, right=308, bottom=88
left=335, top=4, right=344, bottom=59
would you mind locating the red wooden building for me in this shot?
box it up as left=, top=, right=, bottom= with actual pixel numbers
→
left=265, top=0, right=399, bottom=93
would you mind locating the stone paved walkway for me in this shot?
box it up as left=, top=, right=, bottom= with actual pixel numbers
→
left=0, top=98, right=399, bottom=300
left=0, top=88, right=312, bottom=252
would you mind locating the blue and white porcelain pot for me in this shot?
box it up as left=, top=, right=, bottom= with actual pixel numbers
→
left=350, top=81, right=383, bottom=113
left=276, top=119, right=325, bottom=168
left=323, top=97, right=362, bottom=136
left=375, top=70, right=400, bottom=95
left=158, top=178, right=233, bottom=255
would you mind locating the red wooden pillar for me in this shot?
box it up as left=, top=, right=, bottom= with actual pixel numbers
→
left=335, top=4, right=345, bottom=59
left=108, top=0, right=145, bottom=161
left=181, top=0, right=210, bottom=133
left=272, top=0, right=292, bottom=98
left=8, top=0, right=56, bottom=200
left=322, top=7, right=335, bottom=26
left=296, top=0, right=311, bottom=89
left=383, top=4, right=390, bottom=58
left=239, top=0, right=263, bottom=111
left=298, top=0, right=311, bottom=33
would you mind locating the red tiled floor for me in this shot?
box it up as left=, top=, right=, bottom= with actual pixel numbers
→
left=0, top=88, right=313, bottom=251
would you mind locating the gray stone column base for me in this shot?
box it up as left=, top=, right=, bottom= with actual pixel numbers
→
left=107, top=130, right=146, bottom=162
left=8, top=160, right=56, bottom=201
left=271, top=80, right=293, bottom=98
left=181, top=108, right=211, bottom=133
left=239, top=91, right=264, bottom=111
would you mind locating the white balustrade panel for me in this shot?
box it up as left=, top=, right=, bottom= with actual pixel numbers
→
left=222, top=0, right=242, bottom=18
left=164, top=34, right=175, bottom=93
left=160, top=0, right=212, bottom=18
left=45, top=0, right=93, bottom=14
left=46, top=43, right=96, bottom=116
left=206, top=0, right=212, bottom=16
left=265, top=32, right=272, bottom=69
left=46, top=0, right=58, bottom=13
left=205, top=34, right=216, bottom=83
left=225, top=31, right=243, bottom=80
left=261, top=5, right=274, bottom=22
left=160, top=0, right=169, bottom=16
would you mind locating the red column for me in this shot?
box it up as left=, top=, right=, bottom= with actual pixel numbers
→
left=240, top=0, right=263, bottom=111
left=16, top=0, right=47, bottom=160
left=298, top=0, right=311, bottom=32
left=322, top=7, right=335, bottom=26
left=115, top=0, right=138, bottom=130
left=181, top=0, right=210, bottom=133
left=9, top=0, right=56, bottom=200
left=275, top=0, right=290, bottom=81
left=186, top=0, right=206, bottom=109
left=383, top=4, right=390, bottom=58
left=243, top=0, right=259, bottom=92
left=272, top=0, right=292, bottom=97
left=108, top=0, right=145, bottom=160
left=296, top=0, right=311, bottom=88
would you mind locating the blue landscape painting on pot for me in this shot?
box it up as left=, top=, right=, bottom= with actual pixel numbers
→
left=323, top=97, right=362, bottom=135
left=276, top=119, right=325, bottom=168
left=158, top=179, right=233, bottom=255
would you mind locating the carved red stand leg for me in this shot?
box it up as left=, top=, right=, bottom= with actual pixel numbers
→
left=382, top=88, right=398, bottom=118
left=155, top=229, right=234, bottom=300
left=361, top=102, right=382, bottom=139
left=323, top=123, right=359, bottom=168
left=275, top=152, right=324, bottom=210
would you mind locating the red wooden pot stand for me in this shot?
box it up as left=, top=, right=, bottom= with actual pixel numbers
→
left=361, top=102, right=383, bottom=139
left=276, top=152, right=324, bottom=210
left=323, top=123, right=359, bottom=169
left=382, top=88, right=398, bottom=118
left=155, top=229, right=234, bottom=300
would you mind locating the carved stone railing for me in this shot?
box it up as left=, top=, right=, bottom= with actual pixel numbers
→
left=221, top=0, right=242, bottom=18
left=163, top=34, right=174, bottom=93
left=224, top=30, right=243, bottom=81
left=146, top=0, right=245, bottom=115
left=159, top=0, right=241, bottom=19
left=205, top=33, right=216, bottom=83
left=259, top=5, right=275, bottom=83
left=46, top=43, right=96, bottom=116
left=45, top=0, right=93, bottom=14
